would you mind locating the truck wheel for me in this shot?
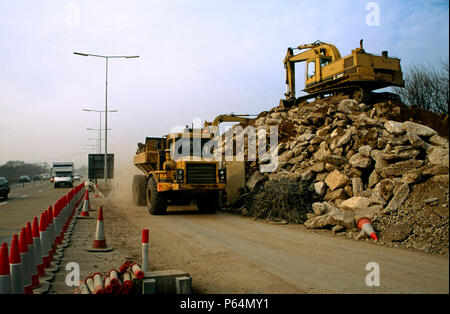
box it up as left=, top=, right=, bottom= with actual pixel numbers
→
left=196, top=191, right=219, bottom=214
left=147, top=176, right=167, bottom=215
left=132, top=175, right=147, bottom=206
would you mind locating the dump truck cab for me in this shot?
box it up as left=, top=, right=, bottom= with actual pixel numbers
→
left=133, top=128, right=226, bottom=215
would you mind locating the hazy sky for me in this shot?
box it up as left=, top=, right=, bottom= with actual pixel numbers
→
left=0, top=0, right=448, bottom=170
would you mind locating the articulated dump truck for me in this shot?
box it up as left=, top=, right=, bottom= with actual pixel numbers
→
left=133, top=127, right=226, bottom=215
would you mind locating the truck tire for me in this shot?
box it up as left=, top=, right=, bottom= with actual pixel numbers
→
left=196, top=191, right=219, bottom=214
left=147, top=176, right=167, bottom=215
left=132, top=175, right=147, bottom=206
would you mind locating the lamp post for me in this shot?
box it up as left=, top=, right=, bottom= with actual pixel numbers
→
left=83, top=109, right=118, bottom=154
left=75, top=52, right=139, bottom=186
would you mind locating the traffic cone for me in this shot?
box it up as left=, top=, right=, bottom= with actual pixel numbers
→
left=84, top=276, right=95, bottom=294
left=92, top=272, right=104, bottom=294
left=104, top=276, right=114, bottom=294
left=9, top=235, right=24, bottom=294
left=78, top=191, right=93, bottom=219
left=109, top=269, right=119, bottom=287
left=19, top=228, right=33, bottom=294
left=94, top=184, right=99, bottom=198
left=85, top=207, right=113, bottom=252
left=39, top=213, right=58, bottom=273
left=119, top=260, right=132, bottom=274
left=33, top=217, right=54, bottom=282
left=25, top=222, right=40, bottom=289
left=122, top=271, right=133, bottom=291
left=357, top=217, right=378, bottom=241
left=0, top=243, right=11, bottom=294
left=130, top=263, right=144, bottom=280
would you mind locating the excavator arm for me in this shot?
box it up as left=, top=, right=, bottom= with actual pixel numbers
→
left=204, top=114, right=256, bottom=128
left=283, top=41, right=342, bottom=102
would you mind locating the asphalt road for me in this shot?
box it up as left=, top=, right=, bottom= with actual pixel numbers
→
left=0, top=181, right=74, bottom=245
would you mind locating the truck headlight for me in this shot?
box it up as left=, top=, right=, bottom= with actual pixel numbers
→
left=218, top=169, right=226, bottom=183
left=176, top=169, right=184, bottom=183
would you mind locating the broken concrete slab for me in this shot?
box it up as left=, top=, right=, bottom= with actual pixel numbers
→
left=382, top=183, right=410, bottom=214
left=325, top=170, right=350, bottom=191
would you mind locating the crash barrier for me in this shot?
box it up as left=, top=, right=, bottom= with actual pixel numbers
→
left=0, top=183, right=86, bottom=294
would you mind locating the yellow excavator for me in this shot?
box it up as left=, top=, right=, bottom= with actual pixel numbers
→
left=281, top=40, right=405, bottom=107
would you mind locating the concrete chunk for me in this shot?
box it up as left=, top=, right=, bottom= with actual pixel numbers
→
left=402, top=121, right=437, bottom=137
left=384, top=120, right=404, bottom=135
left=325, top=170, right=350, bottom=191
left=383, top=183, right=410, bottom=214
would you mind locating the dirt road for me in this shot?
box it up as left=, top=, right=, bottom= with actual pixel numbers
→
left=105, top=191, right=449, bottom=294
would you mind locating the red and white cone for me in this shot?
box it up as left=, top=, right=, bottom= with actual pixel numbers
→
left=357, top=217, right=379, bottom=241
left=131, top=263, right=144, bottom=280
left=9, top=235, right=24, bottom=294
left=84, top=276, right=95, bottom=294
left=19, top=228, right=33, bottom=294
left=122, top=271, right=133, bottom=291
left=92, top=272, right=104, bottom=294
left=86, top=207, right=113, bottom=252
left=39, top=213, right=58, bottom=273
left=78, top=191, right=93, bottom=219
left=142, top=229, right=149, bottom=272
left=33, top=217, right=54, bottom=282
left=109, top=269, right=119, bottom=287
left=94, top=184, right=99, bottom=198
left=104, top=277, right=114, bottom=294
left=25, top=222, right=40, bottom=289
left=119, top=260, right=132, bottom=274
left=0, top=243, right=11, bottom=294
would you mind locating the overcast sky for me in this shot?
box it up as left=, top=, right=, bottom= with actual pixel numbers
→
left=0, top=0, right=448, bottom=171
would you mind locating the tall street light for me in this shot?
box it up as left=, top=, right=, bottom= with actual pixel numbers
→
left=74, top=52, right=139, bottom=186
left=87, top=127, right=111, bottom=153
left=83, top=108, right=118, bottom=154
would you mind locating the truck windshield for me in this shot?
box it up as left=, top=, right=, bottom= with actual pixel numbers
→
left=170, top=137, right=215, bottom=158
left=55, top=172, right=72, bottom=177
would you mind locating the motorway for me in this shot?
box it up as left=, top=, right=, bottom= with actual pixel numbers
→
left=0, top=181, right=74, bottom=245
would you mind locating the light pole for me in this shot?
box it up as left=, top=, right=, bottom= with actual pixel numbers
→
left=86, top=127, right=111, bottom=153
left=74, top=52, right=139, bottom=186
left=83, top=109, right=118, bottom=153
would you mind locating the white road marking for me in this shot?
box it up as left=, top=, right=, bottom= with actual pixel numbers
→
left=21, top=195, right=28, bottom=198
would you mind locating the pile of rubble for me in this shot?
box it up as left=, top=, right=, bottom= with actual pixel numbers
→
left=231, top=96, right=449, bottom=255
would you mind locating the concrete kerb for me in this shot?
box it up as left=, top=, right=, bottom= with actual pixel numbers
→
left=142, top=270, right=192, bottom=294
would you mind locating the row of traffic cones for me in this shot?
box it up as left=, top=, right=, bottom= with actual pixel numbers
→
left=0, top=183, right=86, bottom=294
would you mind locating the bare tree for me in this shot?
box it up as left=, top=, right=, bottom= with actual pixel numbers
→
left=394, top=60, right=449, bottom=115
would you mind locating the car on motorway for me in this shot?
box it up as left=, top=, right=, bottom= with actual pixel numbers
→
left=18, top=175, right=31, bottom=183
left=73, top=174, right=81, bottom=181
left=33, top=175, right=42, bottom=181
left=0, top=177, right=10, bottom=199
